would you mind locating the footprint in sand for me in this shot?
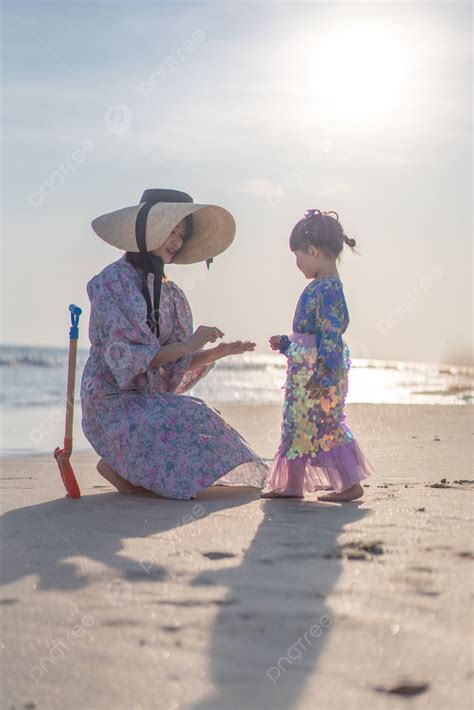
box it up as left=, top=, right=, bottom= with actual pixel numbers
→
left=101, top=619, right=140, bottom=627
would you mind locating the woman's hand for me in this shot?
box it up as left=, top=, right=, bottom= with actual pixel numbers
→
left=187, top=339, right=255, bottom=371
left=216, top=341, right=256, bottom=357
left=269, top=335, right=282, bottom=351
left=185, top=325, right=224, bottom=353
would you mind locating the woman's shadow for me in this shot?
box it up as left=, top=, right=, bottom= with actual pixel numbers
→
left=191, top=497, right=369, bottom=710
left=0, top=486, right=262, bottom=593
left=1, top=485, right=369, bottom=709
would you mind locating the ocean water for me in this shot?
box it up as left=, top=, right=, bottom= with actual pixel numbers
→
left=0, top=344, right=472, bottom=456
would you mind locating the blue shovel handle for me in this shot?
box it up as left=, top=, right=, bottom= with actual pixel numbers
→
left=69, top=304, right=82, bottom=340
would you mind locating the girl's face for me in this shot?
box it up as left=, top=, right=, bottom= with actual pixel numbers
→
left=151, top=219, right=187, bottom=263
left=293, top=245, right=322, bottom=279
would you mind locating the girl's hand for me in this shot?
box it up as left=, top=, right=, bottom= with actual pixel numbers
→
left=269, top=335, right=282, bottom=351
left=217, top=341, right=256, bottom=357
left=186, top=325, right=224, bottom=352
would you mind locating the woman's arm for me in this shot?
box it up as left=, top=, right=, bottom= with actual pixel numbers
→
left=148, top=340, right=188, bottom=368
left=188, top=341, right=256, bottom=371
left=148, top=338, right=256, bottom=371
left=148, top=325, right=224, bottom=369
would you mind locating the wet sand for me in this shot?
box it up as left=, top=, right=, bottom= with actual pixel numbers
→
left=1, top=403, right=473, bottom=709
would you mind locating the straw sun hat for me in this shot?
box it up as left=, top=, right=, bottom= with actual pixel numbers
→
left=91, top=188, right=236, bottom=265
left=91, top=189, right=236, bottom=339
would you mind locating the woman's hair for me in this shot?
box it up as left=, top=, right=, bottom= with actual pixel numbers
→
left=125, top=251, right=170, bottom=281
left=289, top=209, right=357, bottom=258
left=125, top=214, right=194, bottom=277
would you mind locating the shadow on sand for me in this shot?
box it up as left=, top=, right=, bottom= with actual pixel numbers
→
left=1, top=486, right=369, bottom=708
left=192, top=496, right=369, bottom=709
left=0, top=486, right=259, bottom=593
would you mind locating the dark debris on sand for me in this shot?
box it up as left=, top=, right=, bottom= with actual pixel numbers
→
left=427, top=478, right=453, bottom=489
left=340, top=541, right=385, bottom=561
left=321, top=540, right=385, bottom=562
left=374, top=680, right=430, bottom=697
left=427, top=477, right=474, bottom=489
left=202, top=551, right=237, bottom=560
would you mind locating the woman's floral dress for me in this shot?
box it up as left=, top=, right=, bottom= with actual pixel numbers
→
left=263, top=277, right=371, bottom=495
left=80, top=254, right=267, bottom=499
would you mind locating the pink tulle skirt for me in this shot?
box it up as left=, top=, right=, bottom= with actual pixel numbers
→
left=263, top=438, right=372, bottom=496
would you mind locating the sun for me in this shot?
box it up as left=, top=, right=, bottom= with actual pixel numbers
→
left=311, top=26, right=409, bottom=125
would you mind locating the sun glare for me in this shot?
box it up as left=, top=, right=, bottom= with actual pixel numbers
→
left=311, top=26, right=410, bottom=125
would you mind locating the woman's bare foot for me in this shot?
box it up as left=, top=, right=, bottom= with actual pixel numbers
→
left=317, top=483, right=364, bottom=503
left=97, top=459, right=149, bottom=494
left=261, top=491, right=304, bottom=499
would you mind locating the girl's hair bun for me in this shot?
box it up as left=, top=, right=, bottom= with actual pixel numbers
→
left=290, top=208, right=359, bottom=258
left=304, top=208, right=322, bottom=220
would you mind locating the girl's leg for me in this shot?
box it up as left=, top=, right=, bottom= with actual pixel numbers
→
left=97, top=458, right=150, bottom=494
left=260, top=453, right=306, bottom=498
left=317, top=483, right=364, bottom=502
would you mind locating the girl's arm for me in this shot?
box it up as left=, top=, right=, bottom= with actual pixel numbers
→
left=306, top=285, right=346, bottom=394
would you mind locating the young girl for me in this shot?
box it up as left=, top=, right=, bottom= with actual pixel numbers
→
left=262, top=209, right=372, bottom=502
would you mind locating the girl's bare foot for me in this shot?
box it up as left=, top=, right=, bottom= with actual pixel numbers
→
left=261, top=491, right=304, bottom=499
left=97, top=459, right=149, bottom=494
left=317, top=483, right=364, bottom=503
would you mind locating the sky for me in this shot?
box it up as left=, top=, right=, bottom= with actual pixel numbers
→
left=1, top=0, right=472, bottom=364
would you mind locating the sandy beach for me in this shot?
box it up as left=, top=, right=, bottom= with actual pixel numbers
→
left=1, top=403, right=473, bottom=710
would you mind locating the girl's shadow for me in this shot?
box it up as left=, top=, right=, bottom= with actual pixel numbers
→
left=192, top=498, right=370, bottom=710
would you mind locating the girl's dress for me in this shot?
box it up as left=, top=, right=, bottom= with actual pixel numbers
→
left=263, top=277, right=371, bottom=496
left=80, top=254, right=267, bottom=500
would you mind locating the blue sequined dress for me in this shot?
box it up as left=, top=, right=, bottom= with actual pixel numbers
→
left=263, top=277, right=372, bottom=495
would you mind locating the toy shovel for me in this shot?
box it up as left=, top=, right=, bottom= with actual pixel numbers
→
left=54, top=304, right=82, bottom=498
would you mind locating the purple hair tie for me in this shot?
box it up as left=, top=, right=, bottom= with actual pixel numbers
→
left=304, top=209, right=322, bottom=219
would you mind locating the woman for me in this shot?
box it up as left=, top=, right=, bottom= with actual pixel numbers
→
left=80, top=188, right=267, bottom=499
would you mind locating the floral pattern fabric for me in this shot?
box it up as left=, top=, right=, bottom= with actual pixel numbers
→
left=80, top=254, right=267, bottom=500
left=281, top=278, right=353, bottom=457
left=264, top=277, right=371, bottom=494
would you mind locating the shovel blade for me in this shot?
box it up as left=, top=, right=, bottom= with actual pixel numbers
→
left=54, top=447, right=81, bottom=498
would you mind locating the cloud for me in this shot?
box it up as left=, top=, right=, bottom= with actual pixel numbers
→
left=317, top=180, right=359, bottom=196
left=238, top=179, right=285, bottom=200
left=332, top=148, right=414, bottom=168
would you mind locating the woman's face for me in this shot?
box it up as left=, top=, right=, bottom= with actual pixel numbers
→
left=151, top=219, right=187, bottom=263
